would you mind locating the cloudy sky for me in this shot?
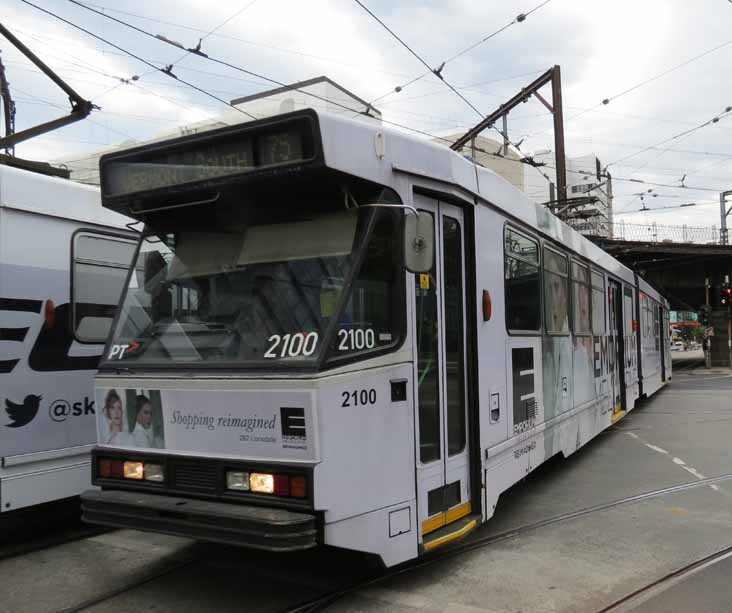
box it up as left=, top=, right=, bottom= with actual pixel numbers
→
left=4, top=0, right=732, bottom=231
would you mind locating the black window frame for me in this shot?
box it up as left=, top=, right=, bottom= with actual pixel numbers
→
left=70, top=227, right=139, bottom=345
left=591, top=269, right=606, bottom=336
left=542, top=245, right=570, bottom=336
left=571, top=259, right=592, bottom=337
left=503, top=224, right=542, bottom=335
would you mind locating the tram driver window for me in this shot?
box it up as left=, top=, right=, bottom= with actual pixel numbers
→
left=504, top=228, right=540, bottom=332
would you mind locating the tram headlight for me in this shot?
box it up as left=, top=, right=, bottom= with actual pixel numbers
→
left=123, top=461, right=144, bottom=480
left=144, top=463, right=165, bottom=483
left=226, top=470, right=250, bottom=491
left=250, top=472, right=274, bottom=494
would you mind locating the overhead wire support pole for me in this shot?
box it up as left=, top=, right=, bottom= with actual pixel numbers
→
left=450, top=65, right=568, bottom=204
left=0, top=23, right=94, bottom=149
left=0, top=51, right=15, bottom=155
left=720, top=190, right=732, bottom=245
left=0, top=21, right=93, bottom=149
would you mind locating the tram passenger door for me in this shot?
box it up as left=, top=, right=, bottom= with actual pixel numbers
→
left=413, top=196, right=472, bottom=540
left=608, top=280, right=626, bottom=418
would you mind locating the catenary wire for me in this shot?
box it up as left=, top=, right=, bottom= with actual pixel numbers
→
left=351, top=0, right=488, bottom=120
left=19, top=1, right=729, bottom=196
left=371, top=0, right=553, bottom=105
left=19, top=0, right=259, bottom=120
left=608, top=106, right=732, bottom=168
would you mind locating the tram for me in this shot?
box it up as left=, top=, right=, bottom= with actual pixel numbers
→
left=80, top=109, right=671, bottom=566
left=0, top=162, right=135, bottom=513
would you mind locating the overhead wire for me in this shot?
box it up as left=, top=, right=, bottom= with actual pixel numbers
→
left=19, top=0, right=259, bottom=120
left=74, top=0, right=416, bottom=79
left=351, top=0, right=487, bottom=120
left=130, top=0, right=260, bottom=79
left=369, top=0, right=553, bottom=105
left=607, top=105, right=732, bottom=168
left=17, top=0, right=730, bottom=200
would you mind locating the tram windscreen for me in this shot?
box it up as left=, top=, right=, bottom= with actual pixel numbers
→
left=104, top=206, right=403, bottom=368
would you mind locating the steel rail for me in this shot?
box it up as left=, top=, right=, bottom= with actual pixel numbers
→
left=283, top=470, right=732, bottom=612
left=596, top=543, right=732, bottom=612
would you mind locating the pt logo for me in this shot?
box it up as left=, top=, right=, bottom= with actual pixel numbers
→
left=4, top=394, right=42, bottom=428
left=49, top=397, right=96, bottom=422
left=108, top=341, right=140, bottom=360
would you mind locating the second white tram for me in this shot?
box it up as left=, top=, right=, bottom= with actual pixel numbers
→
left=0, top=162, right=135, bottom=513
left=81, top=109, right=671, bottom=566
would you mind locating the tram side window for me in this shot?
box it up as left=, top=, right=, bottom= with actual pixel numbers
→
left=591, top=270, right=605, bottom=335
left=641, top=297, right=650, bottom=339
left=653, top=303, right=660, bottom=350
left=543, top=247, right=569, bottom=334
left=504, top=228, right=541, bottom=332
left=72, top=232, right=137, bottom=343
left=572, top=261, right=591, bottom=335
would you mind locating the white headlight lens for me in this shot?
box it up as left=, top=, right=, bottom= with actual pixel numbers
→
left=144, top=463, right=164, bottom=482
left=226, top=470, right=250, bottom=491
left=250, top=472, right=274, bottom=494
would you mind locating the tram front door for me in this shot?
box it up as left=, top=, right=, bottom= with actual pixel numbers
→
left=413, top=195, right=473, bottom=544
left=608, top=280, right=626, bottom=419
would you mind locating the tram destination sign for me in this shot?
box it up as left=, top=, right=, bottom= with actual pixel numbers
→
left=100, top=112, right=319, bottom=200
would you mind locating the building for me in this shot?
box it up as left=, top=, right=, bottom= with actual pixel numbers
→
left=445, top=133, right=613, bottom=239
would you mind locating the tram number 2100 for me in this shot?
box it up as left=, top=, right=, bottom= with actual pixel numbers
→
left=341, top=388, right=377, bottom=407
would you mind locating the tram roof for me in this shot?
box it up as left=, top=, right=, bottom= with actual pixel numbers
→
left=0, top=163, right=131, bottom=229
left=315, top=110, right=641, bottom=289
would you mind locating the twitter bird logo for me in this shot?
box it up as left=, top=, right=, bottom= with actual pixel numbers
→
left=5, top=394, right=42, bottom=428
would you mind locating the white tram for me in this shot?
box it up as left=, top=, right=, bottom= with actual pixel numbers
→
left=81, top=109, right=671, bottom=566
left=0, top=163, right=135, bottom=513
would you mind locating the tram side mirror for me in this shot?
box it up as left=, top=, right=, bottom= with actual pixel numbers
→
left=403, top=212, right=434, bottom=273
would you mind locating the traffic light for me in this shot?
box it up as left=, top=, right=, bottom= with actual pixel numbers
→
left=721, top=283, right=732, bottom=306
left=699, top=304, right=710, bottom=326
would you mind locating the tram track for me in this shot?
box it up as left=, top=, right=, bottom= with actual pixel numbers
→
left=283, top=470, right=732, bottom=613
left=42, top=470, right=732, bottom=613
left=596, top=542, right=732, bottom=612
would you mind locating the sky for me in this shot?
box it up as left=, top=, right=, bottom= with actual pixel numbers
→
left=4, top=0, right=732, bottom=231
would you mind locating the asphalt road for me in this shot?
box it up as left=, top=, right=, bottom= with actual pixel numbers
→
left=2, top=358, right=731, bottom=612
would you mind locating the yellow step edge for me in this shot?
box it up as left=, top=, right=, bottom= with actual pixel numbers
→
left=445, top=501, right=472, bottom=524
left=612, top=409, right=627, bottom=423
left=422, top=514, right=445, bottom=535
left=423, top=519, right=477, bottom=552
left=422, top=501, right=473, bottom=535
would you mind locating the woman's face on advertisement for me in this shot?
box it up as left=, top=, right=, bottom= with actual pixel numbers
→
left=138, top=403, right=153, bottom=427
left=108, top=400, right=122, bottom=425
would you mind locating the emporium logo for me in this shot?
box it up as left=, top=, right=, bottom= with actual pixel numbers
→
left=280, top=407, right=306, bottom=439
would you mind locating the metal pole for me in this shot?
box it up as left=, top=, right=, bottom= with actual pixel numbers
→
left=552, top=65, right=567, bottom=206
left=721, top=192, right=728, bottom=245
left=502, top=114, right=508, bottom=156
left=606, top=172, right=613, bottom=238
left=705, top=278, right=712, bottom=369
left=726, top=274, right=732, bottom=369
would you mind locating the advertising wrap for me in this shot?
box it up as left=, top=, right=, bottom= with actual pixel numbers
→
left=95, top=387, right=316, bottom=461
